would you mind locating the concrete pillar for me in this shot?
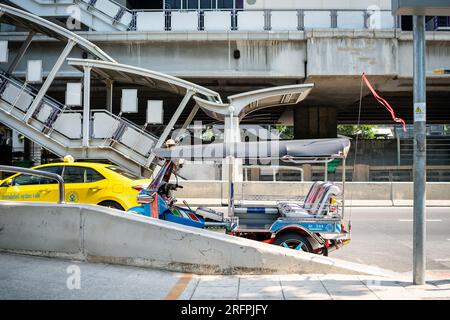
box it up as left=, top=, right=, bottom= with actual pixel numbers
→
left=222, top=116, right=243, bottom=182
left=106, top=79, right=114, bottom=113
left=302, top=164, right=312, bottom=181
left=250, top=167, right=260, bottom=181
left=294, top=107, right=337, bottom=139
left=353, top=164, right=370, bottom=181
left=83, top=66, right=91, bottom=148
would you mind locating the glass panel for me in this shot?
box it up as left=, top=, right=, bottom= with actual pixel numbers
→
left=13, top=174, right=41, bottom=186
left=166, top=0, right=182, bottom=9
left=107, top=166, right=141, bottom=180
left=304, top=11, right=331, bottom=28
left=217, top=0, right=233, bottom=9
left=187, top=0, right=198, bottom=9
left=337, top=11, right=365, bottom=29
left=85, top=168, right=105, bottom=183
left=38, top=166, right=63, bottom=185
left=63, top=166, right=85, bottom=184
left=200, top=0, right=215, bottom=9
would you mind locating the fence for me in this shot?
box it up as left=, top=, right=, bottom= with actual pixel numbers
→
left=132, top=9, right=397, bottom=32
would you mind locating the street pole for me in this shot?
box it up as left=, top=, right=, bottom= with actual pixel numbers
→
left=413, top=15, right=426, bottom=285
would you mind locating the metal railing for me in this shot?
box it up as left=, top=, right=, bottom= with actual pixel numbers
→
left=77, top=0, right=135, bottom=30
left=0, top=71, right=160, bottom=170
left=0, top=72, right=68, bottom=134
left=130, top=8, right=397, bottom=32
left=0, top=165, right=65, bottom=203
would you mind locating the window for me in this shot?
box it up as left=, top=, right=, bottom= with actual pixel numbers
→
left=11, top=166, right=64, bottom=186
left=217, top=0, right=234, bottom=9
left=106, top=166, right=141, bottom=180
left=63, top=166, right=105, bottom=184
left=13, top=174, right=41, bottom=186
left=63, top=166, right=84, bottom=183
left=85, top=168, right=105, bottom=183
left=166, top=0, right=241, bottom=9
left=200, top=0, right=215, bottom=9
left=38, top=166, right=63, bottom=185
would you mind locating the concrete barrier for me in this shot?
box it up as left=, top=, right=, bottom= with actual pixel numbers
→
left=0, top=202, right=395, bottom=276
left=174, top=181, right=450, bottom=204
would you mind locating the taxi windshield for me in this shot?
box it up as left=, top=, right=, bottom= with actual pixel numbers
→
left=106, top=166, right=141, bottom=180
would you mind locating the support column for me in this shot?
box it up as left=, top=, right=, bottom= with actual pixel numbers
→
left=7, top=31, right=35, bottom=74
left=294, top=106, right=337, bottom=139
left=174, top=103, right=200, bottom=142
left=147, top=90, right=195, bottom=166
left=83, top=66, right=91, bottom=148
left=413, top=15, right=427, bottom=286
left=24, top=40, right=76, bottom=123
left=222, top=115, right=243, bottom=182
left=106, top=79, right=114, bottom=113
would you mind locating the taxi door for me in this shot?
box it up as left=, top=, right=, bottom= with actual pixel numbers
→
left=62, top=166, right=107, bottom=205
left=0, top=166, right=63, bottom=203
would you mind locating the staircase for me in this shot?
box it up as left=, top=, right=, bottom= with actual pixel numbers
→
left=7, top=0, right=135, bottom=31
left=0, top=71, right=159, bottom=175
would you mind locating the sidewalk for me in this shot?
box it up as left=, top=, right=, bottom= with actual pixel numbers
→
left=179, top=273, right=450, bottom=300
left=1, top=253, right=449, bottom=300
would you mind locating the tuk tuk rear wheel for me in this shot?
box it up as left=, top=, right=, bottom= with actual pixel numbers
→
left=273, top=233, right=313, bottom=253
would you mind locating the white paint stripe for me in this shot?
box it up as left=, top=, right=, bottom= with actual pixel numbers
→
left=398, top=219, right=442, bottom=222
left=434, top=258, right=450, bottom=262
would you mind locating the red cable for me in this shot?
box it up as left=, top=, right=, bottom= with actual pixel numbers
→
left=362, top=73, right=407, bottom=132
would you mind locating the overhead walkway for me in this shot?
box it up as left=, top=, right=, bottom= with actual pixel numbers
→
left=0, top=4, right=316, bottom=178
left=0, top=58, right=223, bottom=175
left=0, top=71, right=160, bottom=174
left=0, top=4, right=221, bottom=175
left=7, top=0, right=134, bottom=31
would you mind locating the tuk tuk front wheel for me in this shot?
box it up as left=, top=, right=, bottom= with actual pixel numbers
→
left=273, top=233, right=313, bottom=253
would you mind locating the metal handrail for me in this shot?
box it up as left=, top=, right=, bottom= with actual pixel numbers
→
left=131, top=8, right=396, bottom=32
left=0, top=165, right=65, bottom=203
left=76, top=0, right=134, bottom=29
left=0, top=72, right=67, bottom=114
left=90, top=109, right=159, bottom=141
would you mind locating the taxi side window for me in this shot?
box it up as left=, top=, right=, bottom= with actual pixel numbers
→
left=85, top=168, right=105, bottom=183
left=38, top=166, right=64, bottom=185
left=63, top=166, right=105, bottom=183
left=63, top=166, right=85, bottom=183
left=13, top=174, right=41, bottom=186
left=12, top=166, right=64, bottom=186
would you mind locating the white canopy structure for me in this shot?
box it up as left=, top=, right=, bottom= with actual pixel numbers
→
left=193, top=83, right=314, bottom=122
left=67, top=58, right=221, bottom=100
left=67, top=58, right=223, bottom=165
left=0, top=4, right=115, bottom=63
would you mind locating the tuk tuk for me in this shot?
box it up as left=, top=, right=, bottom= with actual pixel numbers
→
left=128, top=138, right=351, bottom=256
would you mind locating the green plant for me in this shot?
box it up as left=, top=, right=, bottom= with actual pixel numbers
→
left=337, top=125, right=376, bottom=140
left=273, top=125, right=294, bottom=139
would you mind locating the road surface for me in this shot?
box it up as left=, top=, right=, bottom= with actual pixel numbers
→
left=333, top=207, right=450, bottom=272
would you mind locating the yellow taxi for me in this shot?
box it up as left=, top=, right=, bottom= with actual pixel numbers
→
left=0, top=159, right=151, bottom=211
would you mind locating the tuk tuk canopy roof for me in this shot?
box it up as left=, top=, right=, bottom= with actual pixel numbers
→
left=154, top=138, right=351, bottom=161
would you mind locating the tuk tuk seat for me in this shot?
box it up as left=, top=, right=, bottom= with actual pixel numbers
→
left=278, top=182, right=340, bottom=218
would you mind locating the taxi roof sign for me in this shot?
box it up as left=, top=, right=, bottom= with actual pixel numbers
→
left=63, top=155, right=75, bottom=163
left=392, top=0, right=450, bottom=16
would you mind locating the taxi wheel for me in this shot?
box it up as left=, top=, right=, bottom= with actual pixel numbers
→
left=98, top=201, right=124, bottom=211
